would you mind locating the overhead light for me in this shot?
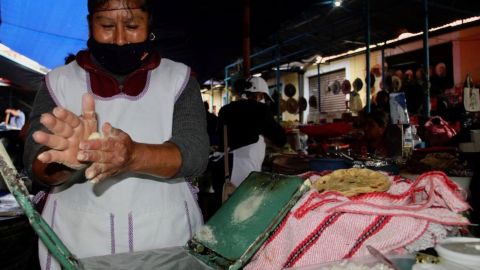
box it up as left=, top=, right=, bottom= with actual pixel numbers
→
left=252, top=73, right=262, bottom=77
left=334, top=0, right=342, bottom=7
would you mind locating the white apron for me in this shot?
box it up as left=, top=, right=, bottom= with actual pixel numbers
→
left=39, top=59, right=203, bottom=270
left=230, top=135, right=266, bottom=187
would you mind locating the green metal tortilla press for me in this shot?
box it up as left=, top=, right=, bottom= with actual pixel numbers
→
left=187, top=171, right=311, bottom=270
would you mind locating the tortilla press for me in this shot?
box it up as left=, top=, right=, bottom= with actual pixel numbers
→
left=1, top=140, right=310, bottom=269
left=187, top=171, right=311, bottom=270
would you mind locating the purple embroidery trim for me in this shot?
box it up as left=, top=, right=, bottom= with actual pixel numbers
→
left=32, top=191, right=46, bottom=205
left=185, top=177, right=199, bottom=201
left=110, top=213, right=116, bottom=255
left=45, top=200, right=58, bottom=270
left=128, top=212, right=134, bottom=252
left=184, top=201, right=193, bottom=239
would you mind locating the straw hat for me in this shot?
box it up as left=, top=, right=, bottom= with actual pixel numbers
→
left=299, top=97, right=307, bottom=111
left=332, top=80, right=341, bottom=95
left=341, top=79, right=352, bottom=94
left=353, top=78, right=363, bottom=92
left=286, top=98, right=299, bottom=114
left=371, top=64, right=381, bottom=77
left=284, top=83, right=296, bottom=97
left=391, top=75, right=402, bottom=92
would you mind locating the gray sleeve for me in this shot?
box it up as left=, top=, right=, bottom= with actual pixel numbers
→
left=169, top=76, right=209, bottom=178
left=23, top=80, right=55, bottom=184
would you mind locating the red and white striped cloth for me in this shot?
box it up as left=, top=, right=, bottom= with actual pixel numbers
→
left=245, top=171, right=470, bottom=270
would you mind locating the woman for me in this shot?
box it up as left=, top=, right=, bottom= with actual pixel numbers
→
left=23, top=0, right=209, bottom=269
left=356, top=110, right=402, bottom=158
left=215, top=77, right=286, bottom=201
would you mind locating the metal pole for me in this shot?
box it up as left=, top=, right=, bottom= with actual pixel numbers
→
left=364, top=0, right=371, bottom=113
left=423, top=0, right=431, bottom=118
left=243, top=0, right=251, bottom=77
left=381, top=44, right=386, bottom=90
left=276, top=45, right=281, bottom=122
left=298, top=71, right=305, bottom=123
left=317, top=63, right=321, bottom=112
left=224, top=67, right=229, bottom=104
left=210, top=78, right=214, bottom=110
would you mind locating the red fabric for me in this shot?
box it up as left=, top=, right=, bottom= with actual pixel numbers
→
left=76, top=50, right=161, bottom=98
left=299, top=122, right=352, bottom=139
left=424, top=116, right=457, bottom=146
left=245, top=171, right=469, bottom=270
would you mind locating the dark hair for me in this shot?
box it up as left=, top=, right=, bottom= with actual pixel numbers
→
left=204, top=101, right=209, bottom=111
left=88, top=0, right=151, bottom=14
left=366, top=110, right=389, bottom=128
left=375, top=90, right=389, bottom=105
left=64, top=53, right=76, bottom=64
left=87, top=0, right=153, bottom=26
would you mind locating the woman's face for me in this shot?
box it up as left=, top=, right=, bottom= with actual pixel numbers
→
left=91, top=0, right=149, bottom=45
left=365, top=119, right=385, bottom=140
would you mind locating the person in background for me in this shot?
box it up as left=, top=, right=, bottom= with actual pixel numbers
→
left=3, top=108, right=26, bottom=130
left=355, top=110, right=402, bottom=158
left=0, top=107, right=26, bottom=169
left=371, top=90, right=390, bottom=114
left=64, top=53, right=76, bottom=65
left=204, top=101, right=218, bottom=148
left=211, top=77, right=286, bottom=205
left=23, top=0, right=208, bottom=269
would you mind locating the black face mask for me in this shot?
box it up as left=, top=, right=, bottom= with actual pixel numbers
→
left=87, top=38, right=153, bottom=75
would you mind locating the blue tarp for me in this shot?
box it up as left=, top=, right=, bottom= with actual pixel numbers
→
left=0, top=0, right=88, bottom=69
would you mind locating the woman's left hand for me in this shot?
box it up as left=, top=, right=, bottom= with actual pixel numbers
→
left=77, top=122, right=136, bottom=183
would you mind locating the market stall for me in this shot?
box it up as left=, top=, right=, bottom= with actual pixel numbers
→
left=1, top=138, right=478, bottom=269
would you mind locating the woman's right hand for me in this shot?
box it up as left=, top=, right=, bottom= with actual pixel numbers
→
left=32, top=94, right=98, bottom=169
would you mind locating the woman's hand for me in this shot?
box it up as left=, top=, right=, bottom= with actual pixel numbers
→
left=78, top=122, right=136, bottom=183
left=32, top=94, right=98, bottom=169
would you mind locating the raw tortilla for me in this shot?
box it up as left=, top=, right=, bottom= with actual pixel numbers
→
left=232, top=193, right=264, bottom=223
left=313, top=168, right=390, bottom=197
left=195, top=225, right=217, bottom=245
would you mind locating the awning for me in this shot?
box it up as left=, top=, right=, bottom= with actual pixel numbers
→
left=0, top=0, right=88, bottom=70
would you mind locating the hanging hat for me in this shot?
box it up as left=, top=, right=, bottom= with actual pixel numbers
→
left=332, top=80, right=341, bottom=95
left=327, top=80, right=340, bottom=94
left=353, top=78, right=363, bottom=91
left=365, top=73, right=375, bottom=88
left=405, top=69, right=414, bottom=81
left=284, top=83, right=297, bottom=97
left=286, top=98, right=299, bottom=114
left=391, top=75, right=402, bottom=92
left=298, top=97, right=307, bottom=111
left=371, top=64, right=381, bottom=77
left=244, top=77, right=273, bottom=101
left=341, top=79, right=351, bottom=94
